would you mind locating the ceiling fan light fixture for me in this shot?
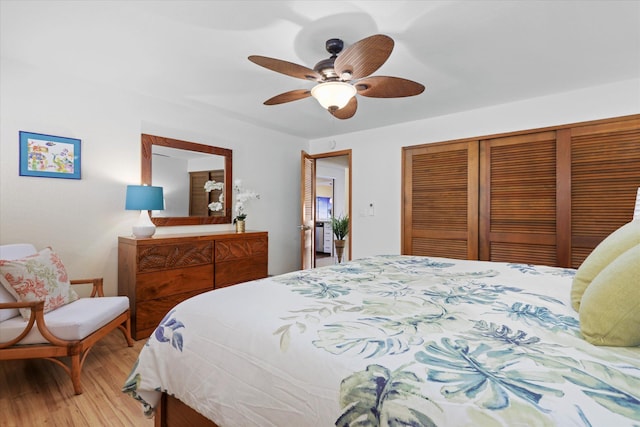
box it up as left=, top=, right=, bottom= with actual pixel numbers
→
left=311, top=81, right=356, bottom=111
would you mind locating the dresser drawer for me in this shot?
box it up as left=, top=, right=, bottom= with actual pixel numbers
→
left=215, top=236, right=268, bottom=262
left=215, top=253, right=268, bottom=288
left=135, top=288, right=210, bottom=339
left=137, top=242, right=212, bottom=273
left=136, top=264, right=213, bottom=301
left=215, top=235, right=268, bottom=287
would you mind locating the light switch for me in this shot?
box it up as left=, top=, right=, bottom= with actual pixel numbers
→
left=367, top=202, right=375, bottom=216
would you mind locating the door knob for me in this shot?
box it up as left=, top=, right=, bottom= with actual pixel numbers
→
left=298, top=224, right=311, bottom=230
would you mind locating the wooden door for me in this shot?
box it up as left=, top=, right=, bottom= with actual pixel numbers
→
left=300, top=151, right=315, bottom=270
left=189, top=171, right=210, bottom=216
left=402, top=140, right=479, bottom=259
left=479, top=131, right=559, bottom=265
left=569, top=118, right=640, bottom=267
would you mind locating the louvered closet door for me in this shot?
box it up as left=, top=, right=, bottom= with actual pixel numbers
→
left=570, top=118, right=640, bottom=267
left=402, top=141, right=479, bottom=259
left=480, top=131, right=559, bottom=265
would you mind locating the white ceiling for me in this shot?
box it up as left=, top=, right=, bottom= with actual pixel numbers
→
left=2, top=1, right=639, bottom=140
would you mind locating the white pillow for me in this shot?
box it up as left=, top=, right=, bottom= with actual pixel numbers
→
left=0, top=247, right=79, bottom=319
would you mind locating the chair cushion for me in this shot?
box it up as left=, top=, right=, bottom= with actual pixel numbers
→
left=579, top=244, right=640, bottom=346
left=571, top=221, right=640, bottom=311
left=0, top=296, right=129, bottom=345
left=0, top=247, right=79, bottom=319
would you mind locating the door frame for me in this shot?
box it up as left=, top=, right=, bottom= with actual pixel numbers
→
left=300, top=149, right=352, bottom=269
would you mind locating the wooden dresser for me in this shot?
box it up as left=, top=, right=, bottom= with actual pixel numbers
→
left=118, top=231, right=268, bottom=340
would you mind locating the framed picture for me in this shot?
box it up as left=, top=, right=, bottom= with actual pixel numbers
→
left=19, top=131, right=81, bottom=179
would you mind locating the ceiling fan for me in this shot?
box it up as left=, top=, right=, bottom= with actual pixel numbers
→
left=248, top=34, right=425, bottom=119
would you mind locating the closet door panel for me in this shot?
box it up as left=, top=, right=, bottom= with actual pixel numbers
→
left=402, top=141, right=479, bottom=259
left=480, top=131, right=558, bottom=264
left=570, top=119, right=640, bottom=267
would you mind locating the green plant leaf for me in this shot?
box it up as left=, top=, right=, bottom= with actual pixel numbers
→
left=336, top=364, right=439, bottom=426
left=331, top=214, right=350, bottom=240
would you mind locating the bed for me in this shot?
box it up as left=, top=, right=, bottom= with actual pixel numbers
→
left=123, top=255, right=640, bottom=426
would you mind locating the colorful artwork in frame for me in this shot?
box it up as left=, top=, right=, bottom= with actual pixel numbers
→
left=19, top=131, right=81, bottom=179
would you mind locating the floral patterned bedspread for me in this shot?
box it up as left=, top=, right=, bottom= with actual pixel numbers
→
left=123, top=255, right=640, bottom=426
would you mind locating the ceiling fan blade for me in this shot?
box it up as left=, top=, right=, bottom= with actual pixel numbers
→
left=248, top=55, right=321, bottom=81
left=334, top=34, right=394, bottom=80
left=329, top=96, right=357, bottom=120
left=355, top=76, right=425, bottom=98
left=264, top=89, right=311, bottom=105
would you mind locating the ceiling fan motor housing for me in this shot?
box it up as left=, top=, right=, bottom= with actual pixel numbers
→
left=325, top=38, right=344, bottom=56
left=314, top=38, right=345, bottom=80
left=314, top=57, right=337, bottom=79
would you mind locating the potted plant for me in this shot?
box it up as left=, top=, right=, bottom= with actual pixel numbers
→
left=206, top=179, right=259, bottom=232
left=331, top=214, right=349, bottom=263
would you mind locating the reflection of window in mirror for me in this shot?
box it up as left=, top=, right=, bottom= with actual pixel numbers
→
left=151, top=145, right=225, bottom=218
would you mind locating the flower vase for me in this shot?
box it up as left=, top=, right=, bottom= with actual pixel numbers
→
left=334, top=239, right=346, bottom=263
left=235, top=219, right=246, bottom=233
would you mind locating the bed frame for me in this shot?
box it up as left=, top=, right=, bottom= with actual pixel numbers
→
left=155, top=393, right=217, bottom=427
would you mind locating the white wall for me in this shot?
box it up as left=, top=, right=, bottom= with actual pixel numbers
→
left=309, top=78, right=640, bottom=260
left=0, top=57, right=307, bottom=297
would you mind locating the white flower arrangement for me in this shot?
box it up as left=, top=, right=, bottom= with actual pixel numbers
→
left=204, top=178, right=259, bottom=223
left=204, top=180, right=223, bottom=192
left=231, top=179, right=259, bottom=223
left=204, top=180, right=224, bottom=212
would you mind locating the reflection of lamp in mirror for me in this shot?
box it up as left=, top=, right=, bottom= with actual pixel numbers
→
left=125, top=185, right=164, bottom=238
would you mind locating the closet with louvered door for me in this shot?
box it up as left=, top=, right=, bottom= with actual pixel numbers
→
left=479, top=130, right=560, bottom=266
left=402, top=114, right=640, bottom=268
left=402, top=140, right=479, bottom=259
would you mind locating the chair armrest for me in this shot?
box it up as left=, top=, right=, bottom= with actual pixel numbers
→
left=70, top=278, right=104, bottom=297
left=0, top=300, right=41, bottom=348
left=0, top=300, right=76, bottom=348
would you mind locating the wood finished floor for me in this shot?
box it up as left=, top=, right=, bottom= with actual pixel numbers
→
left=0, top=331, right=153, bottom=426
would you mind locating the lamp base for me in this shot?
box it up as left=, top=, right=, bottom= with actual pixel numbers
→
left=131, top=210, right=156, bottom=238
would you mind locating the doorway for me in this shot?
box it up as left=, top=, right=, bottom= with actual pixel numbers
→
left=300, top=150, right=352, bottom=270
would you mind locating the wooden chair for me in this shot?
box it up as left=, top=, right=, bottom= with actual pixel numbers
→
left=0, top=244, right=133, bottom=394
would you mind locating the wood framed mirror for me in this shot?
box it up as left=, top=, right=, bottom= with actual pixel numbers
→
left=141, top=134, right=232, bottom=226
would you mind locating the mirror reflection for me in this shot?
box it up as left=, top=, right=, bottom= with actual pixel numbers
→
left=141, top=134, right=233, bottom=226
left=151, top=145, right=225, bottom=218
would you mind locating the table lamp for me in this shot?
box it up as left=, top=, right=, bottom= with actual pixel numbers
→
left=125, top=185, right=164, bottom=238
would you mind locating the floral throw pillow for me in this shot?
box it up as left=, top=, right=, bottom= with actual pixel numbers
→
left=0, top=247, right=79, bottom=319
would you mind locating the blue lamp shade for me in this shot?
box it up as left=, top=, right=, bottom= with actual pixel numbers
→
left=125, top=185, right=164, bottom=238
left=125, top=185, right=164, bottom=211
